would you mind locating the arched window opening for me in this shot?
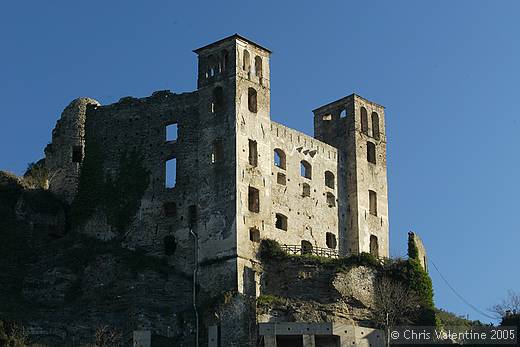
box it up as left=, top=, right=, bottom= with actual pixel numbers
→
left=243, top=50, right=250, bottom=72
left=326, top=192, right=336, bottom=207
left=301, top=240, right=313, bottom=255
left=326, top=232, right=337, bottom=249
left=248, top=88, right=257, bottom=113
left=302, top=183, right=311, bottom=197
left=165, top=158, right=177, bottom=188
left=249, top=227, right=260, bottom=242
left=275, top=213, right=287, bottom=231
left=254, top=56, right=262, bottom=78
left=248, top=186, right=260, bottom=213
left=207, top=54, right=215, bottom=77
left=221, top=49, right=229, bottom=71
left=277, top=172, right=286, bottom=185
left=340, top=108, right=347, bottom=118
left=367, top=142, right=376, bottom=164
left=325, top=171, right=335, bottom=189
left=372, top=112, right=380, bottom=140
left=369, top=190, right=377, bottom=216
left=211, top=87, right=225, bottom=114
left=300, top=160, right=312, bottom=179
left=361, top=107, right=369, bottom=135
left=370, top=235, right=379, bottom=257
left=274, top=148, right=286, bottom=169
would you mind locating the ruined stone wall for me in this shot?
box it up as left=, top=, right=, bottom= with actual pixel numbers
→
left=266, top=121, right=342, bottom=252
left=45, top=97, right=100, bottom=203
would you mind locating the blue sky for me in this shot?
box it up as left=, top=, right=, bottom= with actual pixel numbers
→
left=1, top=1, right=518, bottom=322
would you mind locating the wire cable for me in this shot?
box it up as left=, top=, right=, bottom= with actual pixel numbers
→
left=430, top=260, right=497, bottom=321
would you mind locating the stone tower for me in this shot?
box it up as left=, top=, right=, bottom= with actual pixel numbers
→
left=193, top=34, right=272, bottom=295
left=313, top=95, right=389, bottom=257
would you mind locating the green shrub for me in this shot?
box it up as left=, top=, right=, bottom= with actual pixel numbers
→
left=259, top=239, right=286, bottom=260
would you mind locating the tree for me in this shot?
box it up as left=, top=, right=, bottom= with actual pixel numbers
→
left=95, top=325, right=122, bottom=347
left=491, top=290, right=520, bottom=318
left=372, top=276, right=422, bottom=328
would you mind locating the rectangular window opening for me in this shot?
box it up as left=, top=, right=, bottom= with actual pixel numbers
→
left=165, top=158, right=177, bottom=188
left=248, top=139, right=258, bottom=166
left=275, top=213, right=287, bottom=231
left=248, top=186, right=260, bottom=213
left=212, top=139, right=223, bottom=163
left=369, top=190, right=377, bottom=216
left=72, top=145, right=83, bottom=163
left=166, top=123, right=178, bottom=142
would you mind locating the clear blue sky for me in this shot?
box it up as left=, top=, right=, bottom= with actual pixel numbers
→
left=1, top=1, right=518, bottom=323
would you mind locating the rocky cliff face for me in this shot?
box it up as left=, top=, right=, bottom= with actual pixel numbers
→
left=0, top=171, right=196, bottom=346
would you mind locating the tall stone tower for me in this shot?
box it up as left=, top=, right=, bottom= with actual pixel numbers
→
left=313, top=95, right=389, bottom=257
left=193, top=34, right=271, bottom=295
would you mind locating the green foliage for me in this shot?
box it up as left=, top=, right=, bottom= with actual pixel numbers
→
left=408, top=233, right=419, bottom=260
left=71, top=141, right=150, bottom=234
left=259, top=239, right=286, bottom=260
left=0, top=321, right=29, bottom=347
left=0, top=171, right=24, bottom=212
left=256, top=294, right=286, bottom=307
left=70, top=140, right=105, bottom=226
left=21, top=189, right=65, bottom=215
left=103, top=150, right=150, bottom=233
left=501, top=313, right=520, bottom=328
left=23, top=160, right=48, bottom=189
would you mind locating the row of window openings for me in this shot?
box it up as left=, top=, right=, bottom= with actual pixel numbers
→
left=208, top=86, right=257, bottom=114
left=249, top=228, right=337, bottom=250
left=242, top=50, right=263, bottom=78
left=322, top=107, right=380, bottom=140
left=203, top=48, right=264, bottom=80
left=204, top=50, right=229, bottom=78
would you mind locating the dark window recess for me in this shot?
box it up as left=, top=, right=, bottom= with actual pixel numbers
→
left=326, top=192, right=336, bottom=207
left=361, top=107, right=369, bottom=135
left=243, top=50, right=250, bottom=71
left=212, top=87, right=225, bottom=113
left=367, top=141, right=376, bottom=164
left=326, top=232, right=337, bottom=249
left=302, top=183, right=311, bottom=197
left=372, top=112, right=380, bottom=140
left=301, top=240, right=313, bottom=255
left=188, top=205, right=197, bottom=228
left=369, top=190, right=377, bottom=216
left=277, top=172, right=286, bottom=185
left=212, top=139, right=223, bottom=163
left=248, top=186, right=260, bottom=213
left=254, top=56, right=262, bottom=77
left=249, top=228, right=260, bottom=242
left=370, top=235, right=379, bottom=257
left=164, top=235, right=177, bottom=256
left=325, top=171, right=335, bottom=189
left=163, top=202, right=177, bottom=217
left=275, top=213, right=287, bottom=231
left=248, top=139, right=258, bottom=166
left=248, top=88, right=258, bottom=113
left=72, top=145, right=83, bottom=163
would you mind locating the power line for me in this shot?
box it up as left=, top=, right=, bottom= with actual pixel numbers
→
left=430, top=260, right=497, bottom=321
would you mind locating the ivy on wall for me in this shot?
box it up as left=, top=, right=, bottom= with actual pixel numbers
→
left=71, top=135, right=150, bottom=234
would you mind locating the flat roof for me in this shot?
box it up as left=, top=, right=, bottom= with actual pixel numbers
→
left=193, top=33, right=272, bottom=54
